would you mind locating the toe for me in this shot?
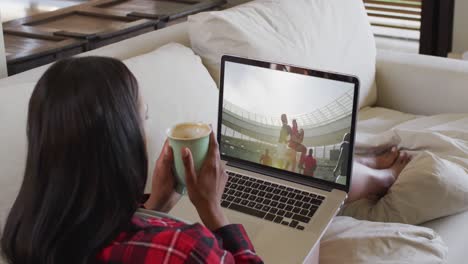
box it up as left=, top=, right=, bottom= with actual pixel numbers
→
left=401, top=152, right=412, bottom=165
left=405, top=154, right=412, bottom=164
left=389, top=146, right=399, bottom=160
left=385, top=146, right=399, bottom=162
left=399, top=152, right=407, bottom=163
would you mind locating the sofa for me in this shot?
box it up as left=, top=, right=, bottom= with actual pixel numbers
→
left=1, top=1, right=467, bottom=263
left=0, top=13, right=7, bottom=79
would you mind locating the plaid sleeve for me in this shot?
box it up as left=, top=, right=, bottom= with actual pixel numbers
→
left=213, top=224, right=263, bottom=264
left=97, top=217, right=263, bottom=264
left=183, top=224, right=263, bottom=264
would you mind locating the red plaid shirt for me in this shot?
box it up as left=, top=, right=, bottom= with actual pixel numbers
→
left=97, top=214, right=264, bottom=263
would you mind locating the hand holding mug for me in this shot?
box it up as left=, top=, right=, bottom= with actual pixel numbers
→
left=144, top=140, right=181, bottom=212
left=167, top=123, right=211, bottom=194
left=182, top=131, right=229, bottom=231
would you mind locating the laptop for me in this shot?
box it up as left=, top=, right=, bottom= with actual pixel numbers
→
left=170, top=55, right=359, bottom=263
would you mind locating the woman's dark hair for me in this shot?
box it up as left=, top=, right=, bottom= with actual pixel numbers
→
left=1, top=57, right=148, bottom=263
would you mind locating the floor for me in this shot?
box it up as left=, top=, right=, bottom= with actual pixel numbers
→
left=0, top=0, right=88, bottom=22
left=0, top=0, right=254, bottom=22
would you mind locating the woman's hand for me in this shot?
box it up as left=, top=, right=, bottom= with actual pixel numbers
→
left=144, top=140, right=181, bottom=213
left=182, top=131, right=229, bottom=231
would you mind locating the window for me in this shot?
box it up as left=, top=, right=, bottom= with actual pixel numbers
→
left=364, top=0, right=422, bottom=53
left=364, top=0, right=455, bottom=57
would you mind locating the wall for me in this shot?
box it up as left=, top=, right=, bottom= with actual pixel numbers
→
left=0, top=11, right=7, bottom=78
left=452, top=0, right=468, bottom=55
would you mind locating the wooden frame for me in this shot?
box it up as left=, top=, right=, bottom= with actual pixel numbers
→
left=3, top=0, right=227, bottom=75
left=94, top=0, right=226, bottom=21
left=4, top=6, right=158, bottom=49
left=3, top=3, right=159, bottom=75
left=4, top=30, right=87, bottom=75
left=419, top=0, right=455, bottom=57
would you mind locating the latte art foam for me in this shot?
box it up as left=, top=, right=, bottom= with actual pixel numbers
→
left=169, top=123, right=211, bottom=140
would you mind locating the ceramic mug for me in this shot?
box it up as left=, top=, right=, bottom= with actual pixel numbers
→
left=167, top=122, right=211, bottom=194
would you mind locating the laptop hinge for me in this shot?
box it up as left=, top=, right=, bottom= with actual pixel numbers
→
left=226, top=160, right=334, bottom=192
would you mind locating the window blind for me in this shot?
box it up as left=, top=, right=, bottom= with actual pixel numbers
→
left=364, top=0, right=422, bottom=41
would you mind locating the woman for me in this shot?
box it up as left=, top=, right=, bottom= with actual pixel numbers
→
left=0, top=57, right=263, bottom=264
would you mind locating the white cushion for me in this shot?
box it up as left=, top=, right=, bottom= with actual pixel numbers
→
left=344, top=113, right=468, bottom=225
left=422, top=210, right=468, bottom=264
left=0, top=83, right=35, bottom=227
left=321, top=216, right=448, bottom=264
left=376, top=49, right=468, bottom=115
left=188, top=0, right=377, bottom=108
left=123, top=43, right=219, bottom=191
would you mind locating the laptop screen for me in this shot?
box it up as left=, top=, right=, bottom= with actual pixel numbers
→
left=219, top=56, right=358, bottom=189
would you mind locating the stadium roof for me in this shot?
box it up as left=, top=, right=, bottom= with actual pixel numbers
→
left=223, top=90, right=354, bottom=127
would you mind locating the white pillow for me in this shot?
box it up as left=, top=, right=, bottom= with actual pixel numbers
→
left=189, top=0, right=377, bottom=108
left=320, top=216, right=448, bottom=264
left=123, top=43, right=219, bottom=191
left=0, top=83, right=35, bottom=228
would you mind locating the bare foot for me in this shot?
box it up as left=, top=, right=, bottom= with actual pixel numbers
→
left=387, top=152, right=412, bottom=181
left=356, top=146, right=399, bottom=169
left=369, top=152, right=411, bottom=199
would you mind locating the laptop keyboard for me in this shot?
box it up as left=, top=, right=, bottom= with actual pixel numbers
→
left=221, top=171, right=325, bottom=231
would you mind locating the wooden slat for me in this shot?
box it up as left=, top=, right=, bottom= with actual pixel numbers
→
left=364, top=0, right=422, bottom=37
left=167, top=0, right=225, bottom=20
left=364, top=0, right=421, bottom=9
left=364, top=0, right=422, bottom=5
left=367, top=13, right=420, bottom=21
left=4, top=27, right=65, bottom=40
left=365, top=6, right=420, bottom=16
left=370, top=22, right=420, bottom=31
left=95, top=0, right=225, bottom=22
left=5, top=32, right=86, bottom=63
left=79, top=7, right=140, bottom=21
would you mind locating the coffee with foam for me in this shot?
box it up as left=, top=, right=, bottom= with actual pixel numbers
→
left=167, top=122, right=212, bottom=194
left=169, top=123, right=211, bottom=140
